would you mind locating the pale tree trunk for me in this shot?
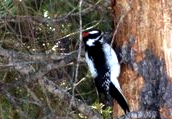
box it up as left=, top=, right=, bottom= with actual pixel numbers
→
left=112, top=0, right=172, bottom=118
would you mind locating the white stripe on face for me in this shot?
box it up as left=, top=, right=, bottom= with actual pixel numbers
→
left=86, top=35, right=102, bottom=46
left=89, top=30, right=99, bottom=34
left=86, top=39, right=96, bottom=46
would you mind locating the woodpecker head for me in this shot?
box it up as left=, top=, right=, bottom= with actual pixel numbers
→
left=83, top=29, right=103, bottom=47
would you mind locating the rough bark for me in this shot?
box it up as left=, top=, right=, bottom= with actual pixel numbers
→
left=112, top=0, right=172, bottom=118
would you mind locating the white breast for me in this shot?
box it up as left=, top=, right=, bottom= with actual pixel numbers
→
left=85, top=52, right=98, bottom=78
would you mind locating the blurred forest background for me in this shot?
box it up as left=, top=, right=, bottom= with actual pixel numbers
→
left=1, top=0, right=172, bottom=119
left=0, top=0, right=114, bottom=119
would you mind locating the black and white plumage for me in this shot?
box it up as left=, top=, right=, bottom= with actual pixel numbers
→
left=83, top=29, right=129, bottom=114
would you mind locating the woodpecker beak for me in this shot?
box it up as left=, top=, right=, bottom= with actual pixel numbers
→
left=100, top=32, right=104, bottom=37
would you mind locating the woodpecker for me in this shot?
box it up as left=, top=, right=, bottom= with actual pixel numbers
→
left=83, top=29, right=129, bottom=114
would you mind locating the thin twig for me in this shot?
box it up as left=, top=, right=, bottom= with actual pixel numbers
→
left=75, top=0, right=83, bottom=83
left=110, top=14, right=126, bottom=47
left=110, top=0, right=133, bottom=47
left=66, top=0, right=83, bottom=118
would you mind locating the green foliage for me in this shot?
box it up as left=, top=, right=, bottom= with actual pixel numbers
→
left=92, top=102, right=112, bottom=119
left=0, top=94, right=22, bottom=119
left=0, top=0, right=16, bottom=16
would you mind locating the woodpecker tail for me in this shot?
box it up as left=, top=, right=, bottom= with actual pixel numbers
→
left=109, top=82, right=130, bottom=114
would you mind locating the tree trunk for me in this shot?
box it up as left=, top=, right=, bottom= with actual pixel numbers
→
left=112, top=0, right=172, bottom=118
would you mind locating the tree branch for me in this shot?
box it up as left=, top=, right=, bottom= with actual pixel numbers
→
left=0, top=45, right=84, bottom=92
left=38, top=77, right=102, bottom=119
left=0, top=39, right=100, bottom=119
left=117, top=111, right=158, bottom=119
left=0, top=2, right=100, bottom=26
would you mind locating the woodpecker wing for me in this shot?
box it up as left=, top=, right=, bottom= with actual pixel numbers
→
left=103, top=43, right=130, bottom=113
left=102, top=43, right=121, bottom=90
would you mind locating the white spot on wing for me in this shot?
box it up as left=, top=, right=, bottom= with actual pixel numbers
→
left=85, top=52, right=98, bottom=78
left=102, top=71, right=111, bottom=91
